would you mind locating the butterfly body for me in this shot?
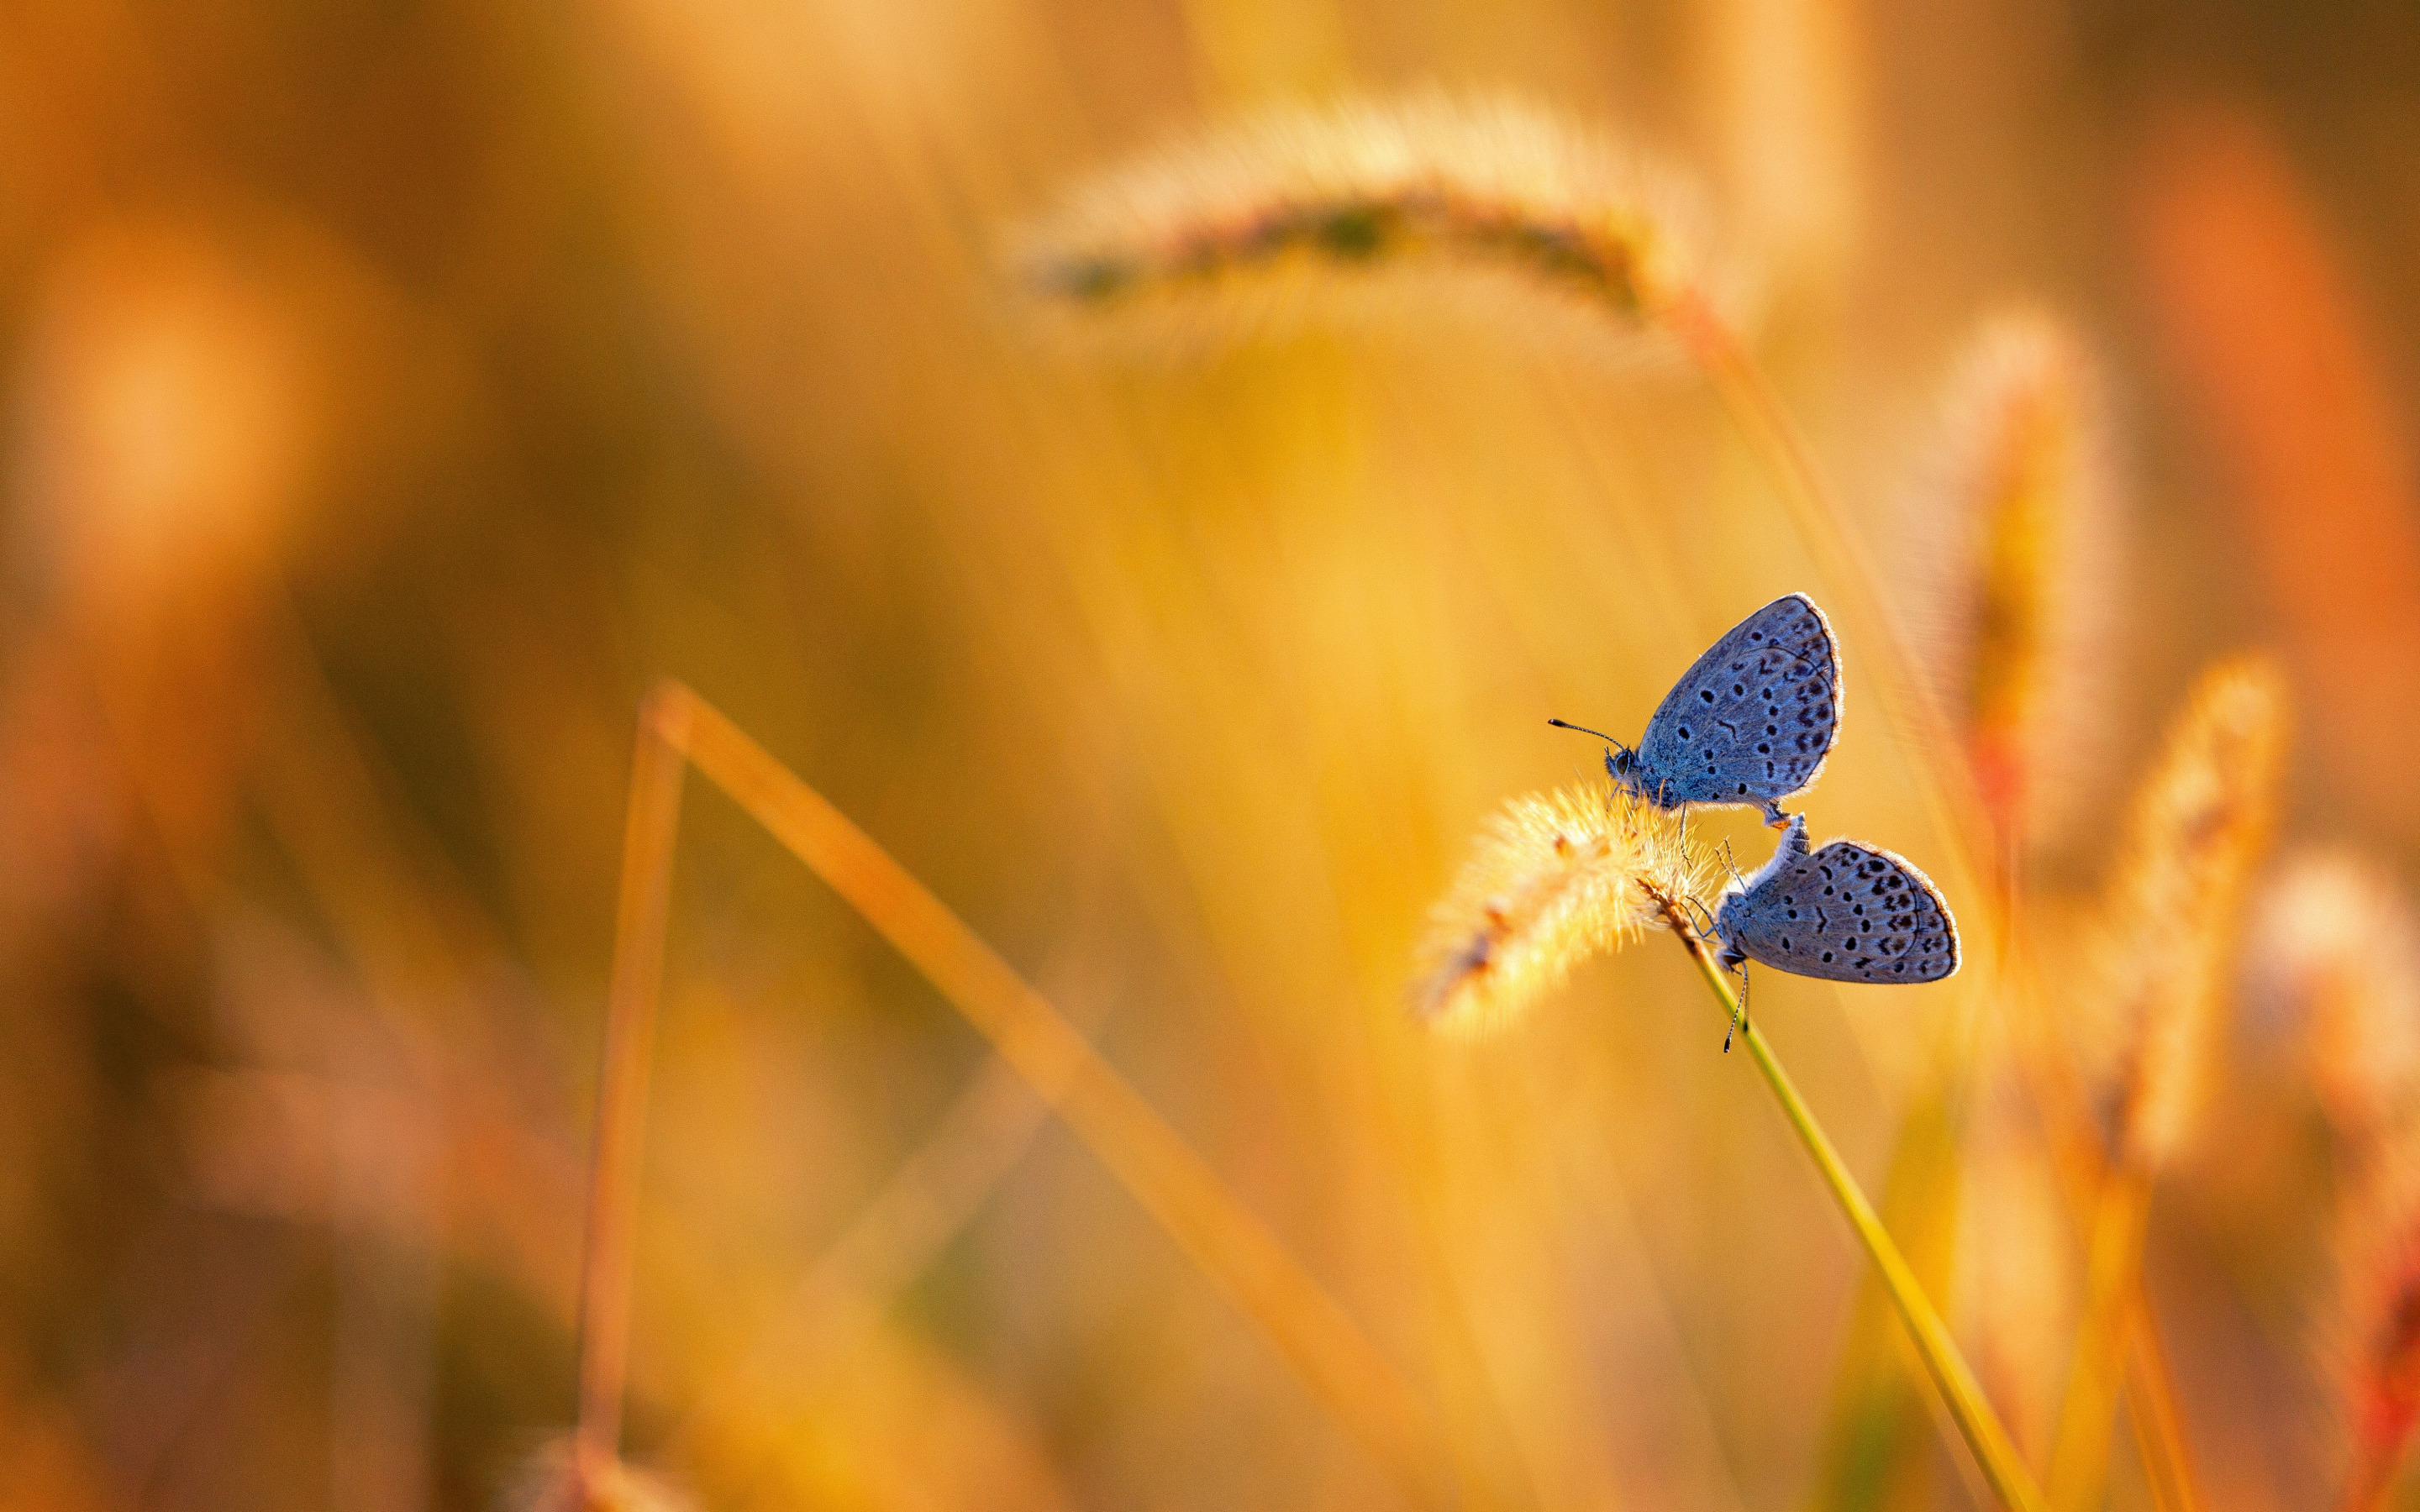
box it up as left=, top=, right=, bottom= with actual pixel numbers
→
left=1600, top=593, right=1842, bottom=827
left=1711, top=814, right=1960, bottom=984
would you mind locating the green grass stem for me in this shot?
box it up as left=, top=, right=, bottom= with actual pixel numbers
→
left=1652, top=888, right=2049, bottom=1512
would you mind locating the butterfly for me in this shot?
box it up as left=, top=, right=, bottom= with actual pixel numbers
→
left=1552, top=593, right=1841, bottom=827
left=1711, top=814, right=1960, bottom=985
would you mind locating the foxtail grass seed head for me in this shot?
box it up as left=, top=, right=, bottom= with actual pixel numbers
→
left=1413, top=783, right=1708, bottom=1035
left=2245, top=851, right=2420, bottom=1152
left=2331, top=1147, right=2420, bottom=1503
left=1904, top=311, right=2119, bottom=848
left=507, top=1443, right=697, bottom=1512
left=1016, top=93, right=1721, bottom=361
left=2092, top=657, right=2288, bottom=1171
left=2275, top=854, right=2420, bottom=1503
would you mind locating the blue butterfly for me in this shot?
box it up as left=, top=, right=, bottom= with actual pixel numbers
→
left=1711, top=814, right=1960, bottom=986
left=1691, top=814, right=1960, bottom=1050
left=1554, top=593, right=1842, bottom=827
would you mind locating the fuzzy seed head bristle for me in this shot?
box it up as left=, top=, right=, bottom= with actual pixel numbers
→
left=2094, top=656, right=2289, bottom=1169
left=1015, top=93, right=1721, bottom=364
left=1412, top=783, right=1708, bottom=1036
left=1904, top=311, right=2119, bottom=848
left=2245, top=850, right=2420, bottom=1151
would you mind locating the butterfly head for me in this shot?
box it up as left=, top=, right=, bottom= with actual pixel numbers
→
left=1711, top=877, right=1743, bottom=929
left=1544, top=719, right=1643, bottom=794
left=1708, top=895, right=1750, bottom=975
left=1707, top=829, right=1779, bottom=968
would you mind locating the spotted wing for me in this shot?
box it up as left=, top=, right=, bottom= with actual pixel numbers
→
left=1723, top=839, right=1960, bottom=984
left=1632, top=593, right=1842, bottom=809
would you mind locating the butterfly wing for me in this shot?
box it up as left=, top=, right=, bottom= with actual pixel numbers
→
left=1632, top=594, right=1842, bottom=810
left=1720, top=838, right=1960, bottom=984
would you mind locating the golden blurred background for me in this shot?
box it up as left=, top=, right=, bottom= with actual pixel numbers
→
left=7, top=1, right=2420, bottom=1508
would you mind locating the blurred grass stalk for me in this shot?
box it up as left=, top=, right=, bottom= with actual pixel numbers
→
left=2005, top=983, right=2204, bottom=1512
left=1909, top=313, right=2202, bottom=1512
left=571, top=682, right=1460, bottom=1509
left=2046, top=659, right=2286, bottom=1512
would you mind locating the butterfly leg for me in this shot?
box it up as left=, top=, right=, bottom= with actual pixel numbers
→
left=1680, top=894, right=1718, bottom=937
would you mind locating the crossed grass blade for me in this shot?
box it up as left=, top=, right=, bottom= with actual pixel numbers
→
left=566, top=682, right=1457, bottom=1511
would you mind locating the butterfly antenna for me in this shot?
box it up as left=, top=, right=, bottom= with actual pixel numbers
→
left=1723, top=965, right=1750, bottom=1053
left=1546, top=717, right=1623, bottom=746
left=1548, top=717, right=1637, bottom=769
